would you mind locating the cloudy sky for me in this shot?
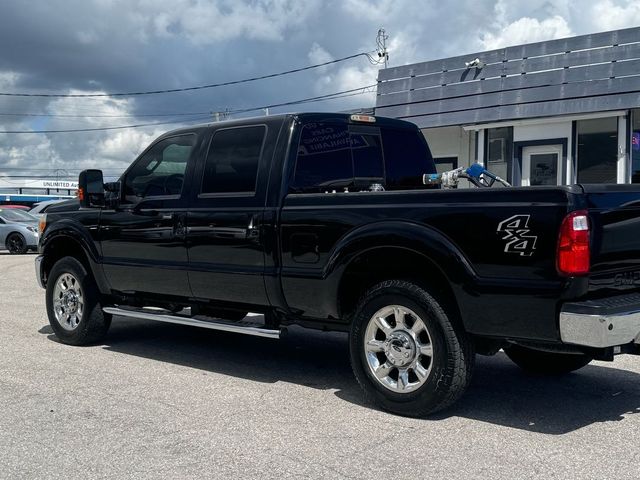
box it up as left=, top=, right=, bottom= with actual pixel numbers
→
left=0, top=0, right=638, bottom=179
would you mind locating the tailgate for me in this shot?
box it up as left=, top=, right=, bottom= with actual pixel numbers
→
left=582, top=184, right=640, bottom=293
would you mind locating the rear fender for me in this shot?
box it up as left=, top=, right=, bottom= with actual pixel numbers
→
left=323, top=220, right=478, bottom=316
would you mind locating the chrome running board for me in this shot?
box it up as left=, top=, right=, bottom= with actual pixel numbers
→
left=103, top=307, right=281, bottom=339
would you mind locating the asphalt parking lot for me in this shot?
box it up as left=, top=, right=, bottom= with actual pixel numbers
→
left=1, top=252, right=639, bottom=479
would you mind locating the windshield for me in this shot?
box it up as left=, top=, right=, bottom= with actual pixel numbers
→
left=0, top=208, right=38, bottom=222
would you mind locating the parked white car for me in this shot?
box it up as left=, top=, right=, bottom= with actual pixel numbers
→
left=0, top=208, right=39, bottom=254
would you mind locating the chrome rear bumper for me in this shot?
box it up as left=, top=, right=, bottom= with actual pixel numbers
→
left=560, top=293, right=640, bottom=348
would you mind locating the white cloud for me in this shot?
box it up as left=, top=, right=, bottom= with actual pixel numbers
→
left=590, top=0, right=640, bottom=31
left=135, top=0, right=322, bottom=44
left=308, top=43, right=333, bottom=66
left=480, top=15, right=573, bottom=50
left=0, top=71, right=20, bottom=87
left=45, top=93, right=165, bottom=174
left=0, top=0, right=638, bottom=176
left=342, top=0, right=394, bottom=22
left=0, top=89, right=167, bottom=177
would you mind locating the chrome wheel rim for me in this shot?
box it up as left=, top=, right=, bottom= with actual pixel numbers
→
left=364, top=305, right=434, bottom=393
left=52, top=273, right=84, bottom=331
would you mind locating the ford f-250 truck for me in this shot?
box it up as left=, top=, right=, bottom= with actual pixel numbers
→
left=36, top=113, right=640, bottom=416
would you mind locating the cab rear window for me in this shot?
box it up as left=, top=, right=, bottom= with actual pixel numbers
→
left=290, top=122, right=436, bottom=193
left=382, top=128, right=436, bottom=190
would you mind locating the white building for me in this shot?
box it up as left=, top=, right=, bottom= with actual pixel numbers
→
left=375, top=27, right=640, bottom=186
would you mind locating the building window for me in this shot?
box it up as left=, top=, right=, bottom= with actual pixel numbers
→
left=632, top=110, right=640, bottom=183
left=486, top=127, right=513, bottom=182
left=576, top=117, right=618, bottom=184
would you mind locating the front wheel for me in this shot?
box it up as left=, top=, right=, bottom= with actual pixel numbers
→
left=46, top=256, right=111, bottom=345
left=6, top=233, right=27, bottom=254
left=504, top=345, right=592, bottom=375
left=350, top=280, right=474, bottom=417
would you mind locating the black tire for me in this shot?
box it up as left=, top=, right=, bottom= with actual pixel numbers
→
left=6, top=233, right=27, bottom=254
left=349, top=280, right=474, bottom=417
left=504, top=345, right=592, bottom=375
left=46, top=256, right=111, bottom=345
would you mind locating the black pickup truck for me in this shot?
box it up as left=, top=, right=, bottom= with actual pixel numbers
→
left=36, top=112, right=640, bottom=416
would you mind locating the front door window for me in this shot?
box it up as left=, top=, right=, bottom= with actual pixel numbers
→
left=522, top=145, right=562, bottom=186
left=123, top=134, right=196, bottom=202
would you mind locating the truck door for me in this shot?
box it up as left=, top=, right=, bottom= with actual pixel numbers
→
left=100, top=133, right=198, bottom=298
left=186, top=123, right=274, bottom=307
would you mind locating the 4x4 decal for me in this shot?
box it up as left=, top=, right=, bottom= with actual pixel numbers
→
left=497, top=215, right=537, bottom=257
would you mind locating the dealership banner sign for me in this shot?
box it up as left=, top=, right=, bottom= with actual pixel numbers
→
left=0, top=178, right=78, bottom=190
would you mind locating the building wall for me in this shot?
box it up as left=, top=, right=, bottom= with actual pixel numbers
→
left=513, top=122, right=572, bottom=143
left=376, top=27, right=640, bottom=128
left=421, top=126, right=472, bottom=170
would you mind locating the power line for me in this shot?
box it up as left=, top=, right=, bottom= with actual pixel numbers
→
left=0, top=52, right=377, bottom=98
left=0, top=84, right=376, bottom=134
left=0, top=115, right=211, bottom=134
left=0, top=111, right=211, bottom=119
left=228, top=85, right=376, bottom=115
left=0, top=175, right=79, bottom=178
left=0, top=167, right=123, bottom=173
left=0, top=87, right=371, bottom=119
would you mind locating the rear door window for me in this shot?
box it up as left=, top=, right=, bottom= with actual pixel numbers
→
left=201, top=125, right=266, bottom=195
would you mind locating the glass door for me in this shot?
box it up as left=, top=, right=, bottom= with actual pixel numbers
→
left=522, top=145, right=562, bottom=186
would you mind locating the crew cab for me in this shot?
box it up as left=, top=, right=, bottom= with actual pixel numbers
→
left=36, top=113, right=640, bottom=416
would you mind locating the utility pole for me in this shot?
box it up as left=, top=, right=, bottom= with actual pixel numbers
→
left=377, top=28, right=389, bottom=68
left=52, top=168, right=68, bottom=193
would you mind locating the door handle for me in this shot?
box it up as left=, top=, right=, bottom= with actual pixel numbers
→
left=246, top=216, right=260, bottom=239
left=171, top=213, right=186, bottom=238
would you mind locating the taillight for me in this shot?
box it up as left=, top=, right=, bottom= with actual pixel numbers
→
left=557, top=210, right=590, bottom=276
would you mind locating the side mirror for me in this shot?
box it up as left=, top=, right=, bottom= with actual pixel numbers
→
left=78, top=169, right=105, bottom=208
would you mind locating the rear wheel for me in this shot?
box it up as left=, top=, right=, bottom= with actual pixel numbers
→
left=6, top=233, right=27, bottom=254
left=349, top=280, right=474, bottom=417
left=46, top=256, right=111, bottom=345
left=504, top=345, right=592, bottom=375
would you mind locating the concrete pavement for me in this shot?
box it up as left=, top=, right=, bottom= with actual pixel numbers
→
left=1, top=252, right=639, bottom=479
